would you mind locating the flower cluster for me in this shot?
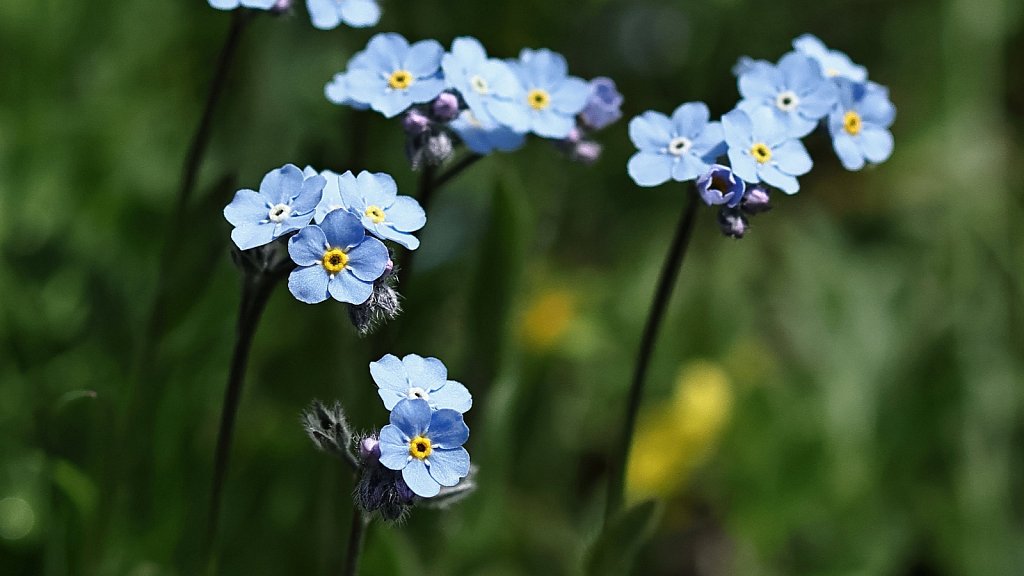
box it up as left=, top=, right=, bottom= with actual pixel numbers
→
left=305, top=355, right=474, bottom=521
left=207, top=0, right=381, bottom=30
left=627, top=34, right=895, bottom=238
left=326, top=33, right=623, bottom=167
left=223, top=164, right=425, bottom=328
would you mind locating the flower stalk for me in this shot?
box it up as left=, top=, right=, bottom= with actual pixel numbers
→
left=342, top=507, right=369, bottom=576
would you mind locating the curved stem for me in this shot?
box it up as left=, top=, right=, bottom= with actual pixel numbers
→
left=341, top=507, right=369, bottom=576
left=605, top=189, right=700, bottom=521
left=203, top=272, right=276, bottom=573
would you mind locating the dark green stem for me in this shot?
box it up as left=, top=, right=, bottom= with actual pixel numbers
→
left=342, top=508, right=369, bottom=576
left=605, top=189, right=700, bottom=521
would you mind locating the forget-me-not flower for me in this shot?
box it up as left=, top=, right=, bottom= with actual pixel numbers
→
left=287, top=209, right=389, bottom=304
left=334, top=171, right=426, bottom=250
left=488, top=48, right=590, bottom=139
left=737, top=52, right=838, bottom=138
left=378, top=398, right=470, bottom=498
left=792, top=34, right=867, bottom=82
left=722, top=107, right=813, bottom=194
left=696, top=164, right=746, bottom=207
left=344, top=33, right=445, bottom=118
left=626, top=102, right=726, bottom=187
left=827, top=79, right=895, bottom=170
left=441, top=37, right=519, bottom=126
left=208, top=0, right=276, bottom=10
left=450, top=111, right=526, bottom=155
left=224, top=164, right=325, bottom=251
left=370, top=354, right=472, bottom=413
left=306, top=0, right=380, bottom=30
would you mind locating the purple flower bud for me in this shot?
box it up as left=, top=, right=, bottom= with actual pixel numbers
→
left=402, top=109, right=431, bottom=136
left=271, top=0, right=293, bottom=13
left=431, top=92, right=461, bottom=122
left=717, top=208, right=749, bottom=239
left=573, top=140, right=602, bottom=165
left=359, top=436, right=381, bottom=463
left=564, top=127, right=582, bottom=144
left=696, top=164, right=746, bottom=207
left=580, top=77, right=623, bottom=131
left=384, top=259, right=394, bottom=275
left=741, top=186, right=772, bottom=214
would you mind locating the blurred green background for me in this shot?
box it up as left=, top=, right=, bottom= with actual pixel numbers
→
left=2, top=0, right=1023, bottom=574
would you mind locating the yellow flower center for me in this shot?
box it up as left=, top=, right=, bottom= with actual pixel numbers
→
left=825, top=67, right=840, bottom=78
left=470, top=74, right=489, bottom=94
left=843, top=110, right=862, bottom=135
left=365, top=205, right=386, bottom=224
left=321, top=248, right=349, bottom=274
left=527, top=88, right=551, bottom=111
left=388, top=70, right=413, bottom=90
left=750, top=142, right=772, bottom=164
left=408, top=435, right=433, bottom=460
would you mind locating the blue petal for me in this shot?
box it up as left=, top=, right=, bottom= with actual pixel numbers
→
left=374, top=90, right=414, bottom=119
left=403, top=40, right=444, bottom=78
left=378, top=425, right=410, bottom=470
left=288, top=265, right=331, bottom=304
left=530, top=108, right=574, bottom=139
left=628, top=111, right=672, bottom=151
left=427, top=447, right=470, bottom=487
left=727, top=148, right=759, bottom=184
left=859, top=88, right=896, bottom=127
left=260, top=164, right=304, bottom=205
left=370, top=354, right=408, bottom=393
left=773, top=139, right=813, bottom=176
left=721, top=109, right=753, bottom=149
left=290, top=174, right=325, bottom=214
left=427, top=409, right=469, bottom=449
left=372, top=226, right=420, bottom=250
left=402, top=354, right=447, bottom=391
left=777, top=52, right=822, bottom=94
left=240, top=0, right=276, bottom=7
left=671, top=154, right=708, bottom=183
left=345, top=236, right=388, bottom=282
left=306, top=0, right=341, bottom=30
left=328, top=270, right=373, bottom=304
left=429, top=381, right=472, bottom=413
left=288, top=225, right=328, bottom=266
left=738, top=65, right=780, bottom=101
left=230, top=223, right=275, bottom=251
left=385, top=196, right=426, bottom=232
left=692, top=121, right=726, bottom=159
left=550, top=76, right=590, bottom=115
left=344, top=69, right=385, bottom=106
left=320, top=209, right=366, bottom=249
left=390, top=398, right=431, bottom=438
left=208, top=0, right=239, bottom=9
left=363, top=33, right=407, bottom=72
left=338, top=0, right=380, bottom=27
left=832, top=133, right=865, bottom=170
left=859, top=127, right=894, bottom=164
left=627, top=152, right=672, bottom=187
left=797, top=80, right=839, bottom=120
left=402, top=459, right=440, bottom=497
left=373, top=173, right=398, bottom=202
left=758, top=164, right=800, bottom=194
left=356, top=171, right=396, bottom=207
left=487, top=99, right=531, bottom=133
left=405, top=77, right=446, bottom=105
left=670, top=102, right=710, bottom=139
left=224, top=189, right=268, bottom=227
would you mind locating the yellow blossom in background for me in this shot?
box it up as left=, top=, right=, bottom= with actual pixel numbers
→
left=626, top=361, right=733, bottom=502
left=519, top=288, right=578, bottom=351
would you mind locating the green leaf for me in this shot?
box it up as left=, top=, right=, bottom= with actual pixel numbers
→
left=584, top=500, right=662, bottom=576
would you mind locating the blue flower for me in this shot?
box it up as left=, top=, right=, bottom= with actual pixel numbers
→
left=306, top=0, right=380, bottom=29
left=286, top=209, right=389, bottom=304
left=737, top=52, right=838, bottom=138
left=343, top=33, right=445, bottom=118
left=487, top=48, right=590, bottom=139
left=208, top=0, right=276, bottom=10
left=722, top=107, right=813, bottom=194
left=626, top=102, right=726, bottom=187
left=450, top=110, right=526, bottom=155
left=696, top=164, right=746, bottom=207
left=580, top=77, right=623, bottom=131
left=378, top=398, right=470, bottom=498
left=441, top=37, right=519, bottom=126
left=827, top=79, right=895, bottom=171
left=370, top=354, right=472, bottom=413
left=792, top=34, right=867, bottom=83
left=333, top=171, right=426, bottom=250
left=224, top=164, right=325, bottom=250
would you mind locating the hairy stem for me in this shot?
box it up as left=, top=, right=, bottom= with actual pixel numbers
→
left=605, top=189, right=700, bottom=520
left=341, top=508, right=369, bottom=576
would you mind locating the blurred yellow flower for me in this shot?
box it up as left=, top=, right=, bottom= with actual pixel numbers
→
left=626, top=361, right=732, bottom=502
left=519, top=288, right=577, bottom=351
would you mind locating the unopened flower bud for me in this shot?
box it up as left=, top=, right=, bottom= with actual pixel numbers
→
left=402, top=109, right=431, bottom=136
left=431, top=92, right=461, bottom=122
left=696, top=164, right=745, bottom=207
left=717, top=207, right=749, bottom=239
left=573, top=140, right=602, bottom=165
left=271, top=0, right=293, bottom=13
left=359, top=436, right=381, bottom=463
left=580, top=77, right=623, bottom=131
left=741, top=186, right=772, bottom=214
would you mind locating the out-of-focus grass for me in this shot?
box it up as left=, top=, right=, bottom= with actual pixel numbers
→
left=1, top=0, right=1022, bottom=575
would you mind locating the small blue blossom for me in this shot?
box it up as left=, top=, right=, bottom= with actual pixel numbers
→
left=441, top=37, right=519, bottom=126
left=333, top=171, right=426, bottom=250
left=378, top=398, right=470, bottom=498
left=626, top=102, right=726, bottom=187
left=306, top=0, right=380, bottom=30
left=792, top=34, right=867, bottom=83
left=370, top=354, right=473, bottom=413
left=737, top=52, right=838, bottom=138
left=224, top=164, right=325, bottom=251
left=450, top=110, right=526, bottom=155
left=287, top=209, right=389, bottom=304
left=696, top=164, right=746, bottom=207
left=208, top=0, right=276, bottom=10
left=580, top=77, right=623, bottom=131
left=722, top=107, right=813, bottom=194
left=827, top=79, right=895, bottom=171
left=343, top=33, right=445, bottom=118
left=488, top=48, right=590, bottom=139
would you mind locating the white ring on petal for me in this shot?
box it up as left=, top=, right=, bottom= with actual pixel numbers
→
left=666, top=137, right=692, bottom=157
left=775, top=91, right=800, bottom=112
left=407, top=387, right=431, bottom=401
left=268, top=203, right=292, bottom=222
